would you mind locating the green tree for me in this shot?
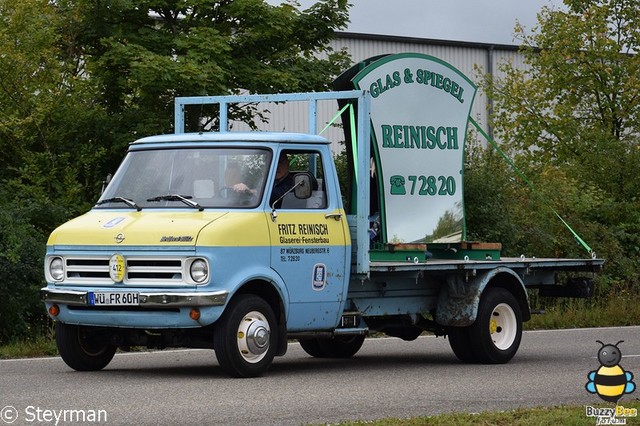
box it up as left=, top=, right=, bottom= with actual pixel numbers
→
left=69, top=0, right=351, bottom=140
left=485, top=0, right=640, bottom=199
left=473, top=0, right=640, bottom=289
left=0, top=0, right=352, bottom=342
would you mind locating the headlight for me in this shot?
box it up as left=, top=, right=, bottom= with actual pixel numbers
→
left=190, top=259, right=209, bottom=284
left=49, top=257, right=65, bottom=281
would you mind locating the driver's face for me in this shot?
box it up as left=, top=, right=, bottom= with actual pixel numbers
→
left=275, top=156, right=289, bottom=179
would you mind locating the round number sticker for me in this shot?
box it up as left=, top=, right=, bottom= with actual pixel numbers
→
left=109, top=253, right=126, bottom=283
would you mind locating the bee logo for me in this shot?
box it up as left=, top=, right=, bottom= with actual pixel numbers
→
left=586, top=340, right=636, bottom=403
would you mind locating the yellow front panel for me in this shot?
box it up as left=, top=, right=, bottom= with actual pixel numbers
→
left=48, top=211, right=230, bottom=246
left=197, top=212, right=270, bottom=246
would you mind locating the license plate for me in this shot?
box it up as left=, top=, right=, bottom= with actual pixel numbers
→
left=88, top=291, right=139, bottom=306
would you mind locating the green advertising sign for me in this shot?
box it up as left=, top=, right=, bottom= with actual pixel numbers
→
left=351, top=53, right=477, bottom=244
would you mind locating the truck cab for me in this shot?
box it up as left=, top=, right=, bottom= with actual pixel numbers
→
left=43, top=132, right=352, bottom=377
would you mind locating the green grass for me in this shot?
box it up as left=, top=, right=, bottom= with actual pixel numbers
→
left=525, top=292, right=640, bottom=330
left=321, top=402, right=640, bottom=425
left=0, top=333, right=57, bottom=359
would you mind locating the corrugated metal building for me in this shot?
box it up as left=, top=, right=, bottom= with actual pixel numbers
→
left=226, top=32, right=527, bottom=149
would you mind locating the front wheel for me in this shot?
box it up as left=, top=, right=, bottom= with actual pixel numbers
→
left=469, top=287, right=523, bottom=364
left=214, top=295, right=278, bottom=378
left=56, top=323, right=117, bottom=371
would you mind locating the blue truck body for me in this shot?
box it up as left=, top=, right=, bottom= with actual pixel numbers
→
left=42, top=90, right=603, bottom=377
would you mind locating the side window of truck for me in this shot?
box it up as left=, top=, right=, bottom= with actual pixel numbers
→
left=277, top=150, right=327, bottom=210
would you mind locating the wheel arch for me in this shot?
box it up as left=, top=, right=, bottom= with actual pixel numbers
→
left=484, top=271, right=531, bottom=323
left=234, top=279, right=285, bottom=321
left=230, top=279, right=288, bottom=356
left=436, top=267, right=531, bottom=327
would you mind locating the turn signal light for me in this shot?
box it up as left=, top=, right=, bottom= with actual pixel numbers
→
left=189, top=308, right=201, bottom=321
left=48, top=305, right=60, bottom=317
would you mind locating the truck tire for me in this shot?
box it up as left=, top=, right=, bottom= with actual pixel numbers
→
left=300, top=335, right=365, bottom=358
left=319, top=335, right=365, bottom=358
left=55, top=323, right=116, bottom=371
left=298, top=338, right=326, bottom=358
left=469, top=287, right=523, bottom=364
left=447, top=326, right=477, bottom=363
left=214, top=295, right=277, bottom=378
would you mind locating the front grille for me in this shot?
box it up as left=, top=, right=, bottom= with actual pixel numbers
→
left=61, top=256, right=190, bottom=286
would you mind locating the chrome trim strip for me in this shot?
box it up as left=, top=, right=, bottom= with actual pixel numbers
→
left=41, top=288, right=228, bottom=307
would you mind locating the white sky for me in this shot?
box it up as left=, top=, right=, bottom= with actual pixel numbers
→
left=290, top=0, right=567, bottom=45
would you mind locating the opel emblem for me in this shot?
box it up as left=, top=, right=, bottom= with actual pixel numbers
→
left=114, top=232, right=125, bottom=244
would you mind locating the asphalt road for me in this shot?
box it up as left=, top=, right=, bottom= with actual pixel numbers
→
left=1, top=326, right=639, bottom=426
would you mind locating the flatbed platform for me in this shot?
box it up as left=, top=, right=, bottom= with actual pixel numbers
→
left=368, top=256, right=604, bottom=274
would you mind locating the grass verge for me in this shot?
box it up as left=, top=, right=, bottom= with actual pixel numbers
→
left=323, top=401, right=640, bottom=425
left=0, top=333, right=57, bottom=359
left=525, top=292, right=640, bottom=330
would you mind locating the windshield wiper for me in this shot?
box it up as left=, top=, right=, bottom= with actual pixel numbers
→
left=146, top=194, right=203, bottom=211
left=96, top=197, right=141, bottom=211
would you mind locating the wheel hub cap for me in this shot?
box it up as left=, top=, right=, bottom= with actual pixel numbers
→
left=246, top=320, right=270, bottom=355
left=489, top=319, right=498, bottom=334
left=237, top=311, right=271, bottom=363
left=490, top=303, right=517, bottom=350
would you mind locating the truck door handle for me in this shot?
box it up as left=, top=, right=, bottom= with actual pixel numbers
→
left=325, top=213, right=342, bottom=221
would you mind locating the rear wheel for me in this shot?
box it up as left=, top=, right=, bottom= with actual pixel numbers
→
left=447, top=326, right=476, bottom=363
left=56, top=323, right=117, bottom=371
left=299, top=335, right=365, bottom=358
left=298, top=338, right=326, bottom=358
left=469, top=288, right=522, bottom=363
left=214, top=295, right=277, bottom=378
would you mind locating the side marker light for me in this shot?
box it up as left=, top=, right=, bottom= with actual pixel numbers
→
left=48, top=305, right=60, bottom=317
left=189, top=308, right=201, bottom=321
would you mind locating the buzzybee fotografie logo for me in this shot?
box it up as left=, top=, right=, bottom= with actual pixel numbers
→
left=585, top=340, right=637, bottom=425
left=586, top=341, right=635, bottom=403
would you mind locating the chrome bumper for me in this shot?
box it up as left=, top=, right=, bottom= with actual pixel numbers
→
left=41, top=288, right=228, bottom=307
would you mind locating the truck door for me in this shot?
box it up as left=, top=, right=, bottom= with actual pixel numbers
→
left=267, top=149, right=349, bottom=331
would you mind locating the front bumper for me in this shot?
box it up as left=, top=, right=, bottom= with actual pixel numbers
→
left=41, top=287, right=228, bottom=307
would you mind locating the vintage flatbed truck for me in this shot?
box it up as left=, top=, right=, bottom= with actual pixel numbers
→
left=41, top=53, right=603, bottom=377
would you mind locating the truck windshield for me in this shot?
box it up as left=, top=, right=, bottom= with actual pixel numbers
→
left=97, top=147, right=271, bottom=209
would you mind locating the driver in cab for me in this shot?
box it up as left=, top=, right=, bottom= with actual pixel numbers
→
left=231, top=154, right=294, bottom=208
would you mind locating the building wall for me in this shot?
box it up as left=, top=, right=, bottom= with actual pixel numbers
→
left=228, top=32, right=528, bottom=150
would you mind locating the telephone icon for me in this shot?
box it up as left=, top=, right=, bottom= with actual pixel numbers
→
left=390, top=175, right=406, bottom=195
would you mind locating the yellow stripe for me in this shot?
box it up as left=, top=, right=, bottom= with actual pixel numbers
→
left=49, top=211, right=268, bottom=246
left=198, top=212, right=270, bottom=246
left=48, top=209, right=349, bottom=247
left=595, top=384, right=625, bottom=397
left=268, top=209, right=348, bottom=247
left=599, top=366, right=624, bottom=375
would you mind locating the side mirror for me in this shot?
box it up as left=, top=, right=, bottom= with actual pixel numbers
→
left=294, top=174, right=312, bottom=199
left=270, top=173, right=313, bottom=221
